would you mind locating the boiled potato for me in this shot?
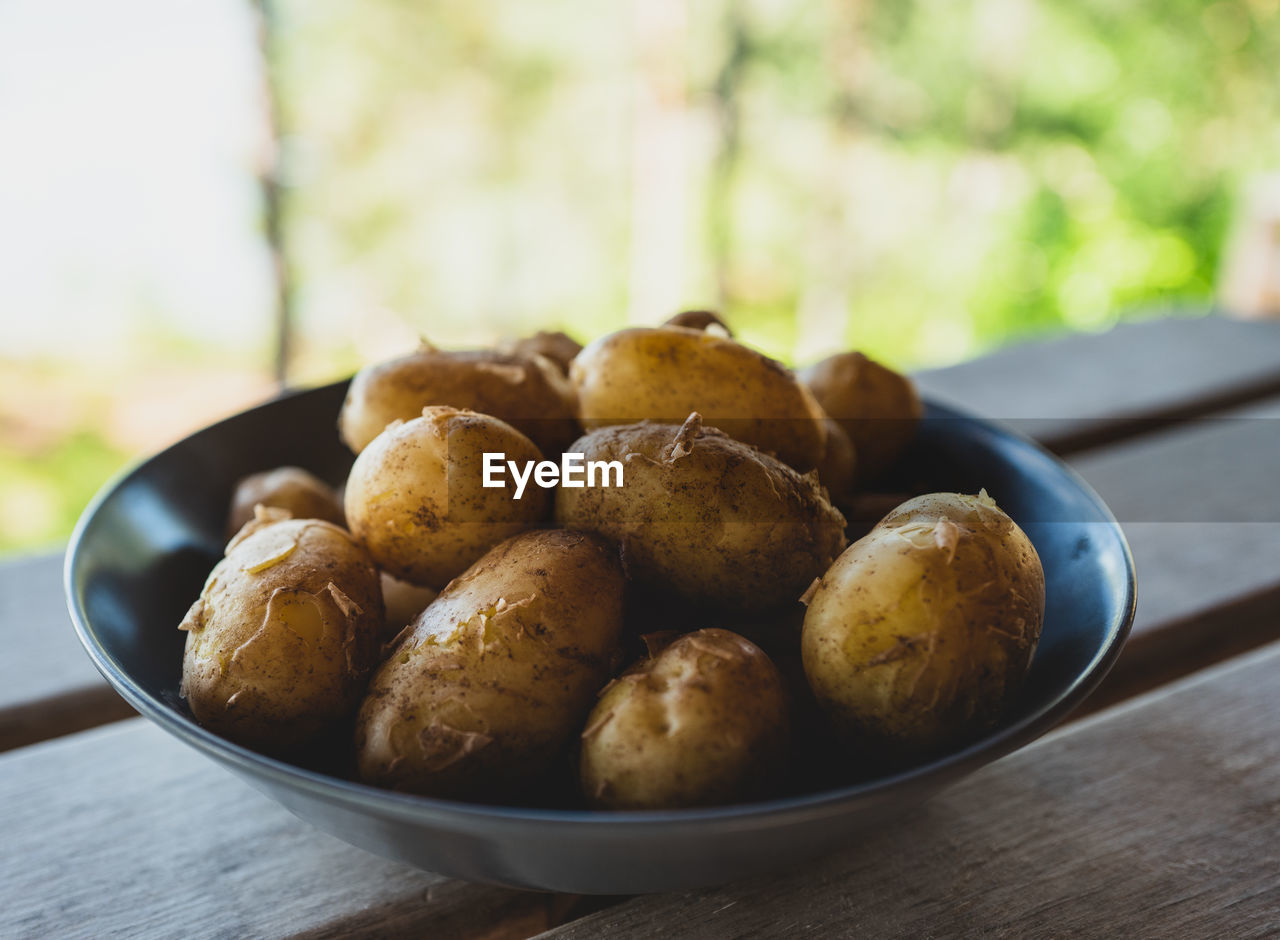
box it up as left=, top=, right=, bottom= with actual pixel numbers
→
left=499, top=330, right=582, bottom=376
left=226, top=465, right=345, bottom=538
left=179, top=516, right=384, bottom=752
left=571, top=326, right=827, bottom=472
left=800, top=352, right=922, bottom=483
left=339, top=346, right=579, bottom=456
left=344, top=406, right=548, bottom=589
left=813, top=417, right=857, bottom=508
left=380, top=572, right=437, bottom=637
left=800, top=491, right=1045, bottom=754
left=555, top=413, right=847, bottom=611
left=580, top=629, right=788, bottom=810
left=355, top=529, right=625, bottom=798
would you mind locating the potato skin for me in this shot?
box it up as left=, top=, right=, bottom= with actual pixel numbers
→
left=813, top=417, right=858, bottom=508
left=344, top=407, right=549, bottom=588
left=800, top=491, right=1045, bottom=754
left=355, top=529, right=625, bottom=798
left=226, top=466, right=345, bottom=538
left=800, top=352, right=922, bottom=483
left=580, top=629, right=789, bottom=810
left=179, top=518, right=384, bottom=752
left=379, top=571, right=437, bottom=637
left=339, top=347, right=580, bottom=456
left=571, top=326, right=827, bottom=472
left=555, top=415, right=847, bottom=611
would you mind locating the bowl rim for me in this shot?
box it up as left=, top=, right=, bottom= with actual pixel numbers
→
left=65, top=382, right=1137, bottom=832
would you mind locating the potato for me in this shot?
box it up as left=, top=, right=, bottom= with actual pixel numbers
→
left=226, top=466, right=345, bottom=538
left=800, top=352, right=923, bottom=483
left=571, top=326, right=827, bottom=472
left=355, top=529, right=625, bottom=798
left=800, top=490, right=1045, bottom=754
left=380, top=571, right=437, bottom=637
left=344, top=406, right=549, bottom=589
left=179, top=515, right=384, bottom=752
left=662, top=309, right=733, bottom=336
left=339, top=347, right=580, bottom=456
left=814, top=417, right=857, bottom=508
left=580, top=629, right=788, bottom=809
left=555, top=413, right=848, bottom=611
left=499, top=330, right=582, bottom=376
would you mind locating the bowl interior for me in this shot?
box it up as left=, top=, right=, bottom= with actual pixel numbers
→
left=67, top=382, right=1134, bottom=821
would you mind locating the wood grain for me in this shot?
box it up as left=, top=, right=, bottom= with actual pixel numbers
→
left=0, top=720, right=572, bottom=940
left=915, top=313, right=1280, bottom=452
left=537, top=642, right=1280, bottom=939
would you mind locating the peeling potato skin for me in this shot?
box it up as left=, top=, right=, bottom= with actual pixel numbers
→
left=355, top=529, right=625, bottom=799
left=499, top=330, right=583, bottom=376
left=179, top=518, right=385, bottom=753
left=580, top=629, right=789, bottom=810
left=800, top=491, right=1045, bottom=755
left=344, top=407, right=549, bottom=589
left=226, top=466, right=345, bottom=539
left=800, top=352, right=923, bottom=484
left=570, top=326, right=827, bottom=472
left=555, top=417, right=848, bottom=611
left=339, top=347, right=580, bottom=456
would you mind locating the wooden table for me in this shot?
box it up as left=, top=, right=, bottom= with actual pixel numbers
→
left=4, top=314, right=1279, bottom=938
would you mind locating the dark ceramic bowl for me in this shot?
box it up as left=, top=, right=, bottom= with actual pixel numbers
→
left=66, top=381, right=1135, bottom=893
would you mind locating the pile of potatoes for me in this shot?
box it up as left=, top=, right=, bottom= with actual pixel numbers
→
left=178, top=313, right=1045, bottom=810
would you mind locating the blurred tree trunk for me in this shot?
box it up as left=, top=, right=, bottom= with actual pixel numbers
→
left=253, top=0, right=293, bottom=387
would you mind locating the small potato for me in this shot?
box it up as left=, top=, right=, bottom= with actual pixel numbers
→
left=580, top=629, right=789, bottom=810
left=801, top=491, right=1045, bottom=754
left=813, top=417, right=857, bottom=508
left=555, top=413, right=847, bottom=611
left=344, top=407, right=548, bottom=589
left=499, top=330, right=582, bottom=376
left=355, top=529, right=625, bottom=798
left=571, top=326, right=827, bottom=472
left=226, top=466, right=345, bottom=538
left=339, top=347, right=580, bottom=456
left=800, top=352, right=922, bottom=483
left=179, top=517, right=384, bottom=752
left=380, top=571, right=437, bottom=637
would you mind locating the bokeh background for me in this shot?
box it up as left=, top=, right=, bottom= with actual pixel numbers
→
left=4, top=0, right=1280, bottom=557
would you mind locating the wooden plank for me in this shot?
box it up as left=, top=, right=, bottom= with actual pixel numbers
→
left=1066, top=396, right=1280, bottom=709
left=915, top=314, right=1280, bottom=452
left=0, top=552, right=132, bottom=752
left=0, top=718, right=580, bottom=939
left=537, top=641, right=1280, bottom=939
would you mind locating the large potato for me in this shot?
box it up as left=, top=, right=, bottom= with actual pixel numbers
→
left=226, top=465, right=345, bottom=538
left=339, top=347, right=580, bottom=456
left=344, top=406, right=548, bottom=589
left=800, top=491, right=1045, bottom=754
left=571, top=326, right=827, bottom=471
left=179, top=516, right=384, bottom=752
left=355, top=529, right=625, bottom=798
left=580, top=629, right=789, bottom=809
left=555, top=413, right=847, bottom=611
left=800, top=352, right=922, bottom=483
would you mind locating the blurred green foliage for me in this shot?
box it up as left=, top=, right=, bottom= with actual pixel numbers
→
left=273, top=0, right=1280, bottom=374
